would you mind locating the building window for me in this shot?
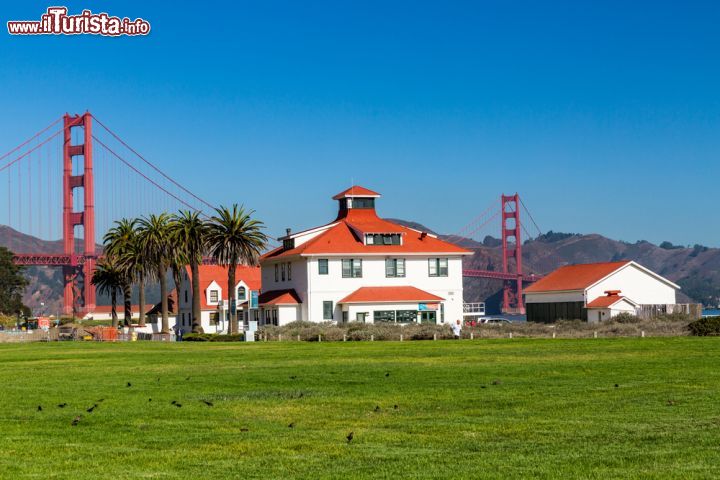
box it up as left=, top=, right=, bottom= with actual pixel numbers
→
left=428, top=258, right=449, bottom=277
left=275, top=264, right=279, bottom=282
left=342, top=311, right=348, bottom=322
left=396, top=310, right=417, bottom=324
left=385, top=258, right=406, bottom=277
left=351, top=198, right=375, bottom=209
left=184, top=290, right=188, bottom=303
left=281, top=263, right=286, bottom=282
left=366, top=233, right=401, bottom=245
left=318, top=259, right=329, bottom=275
left=342, top=258, right=362, bottom=278
left=209, top=290, right=219, bottom=303
left=373, top=310, right=396, bottom=323
left=287, top=262, right=292, bottom=281
left=323, top=301, right=334, bottom=320
left=272, top=309, right=278, bottom=326
left=237, top=286, right=246, bottom=301
left=210, top=312, right=219, bottom=324
left=440, top=303, right=445, bottom=323
left=283, top=238, right=295, bottom=250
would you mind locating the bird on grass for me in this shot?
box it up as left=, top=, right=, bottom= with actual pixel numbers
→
left=480, top=385, right=486, bottom=389
left=171, top=400, right=177, bottom=405
left=148, top=398, right=152, bottom=402
left=346, top=432, right=354, bottom=443
left=667, top=399, right=677, bottom=406
left=385, top=372, right=390, bottom=377
left=96, top=398, right=105, bottom=403
left=201, top=400, right=214, bottom=407
left=186, top=377, right=191, bottom=381
left=71, top=415, right=82, bottom=426
left=37, top=405, right=42, bottom=412
left=374, top=405, right=381, bottom=413
left=288, top=422, right=295, bottom=428
left=126, top=382, right=132, bottom=388
left=174, top=403, right=183, bottom=408
left=289, top=375, right=297, bottom=380
left=240, top=427, right=249, bottom=432
left=57, top=403, right=67, bottom=408
left=86, top=404, right=98, bottom=413
left=393, top=405, right=399, bottom=410
left=614, top=384, right=619, bottom=388
left=491, top=379, right=502, bottom=385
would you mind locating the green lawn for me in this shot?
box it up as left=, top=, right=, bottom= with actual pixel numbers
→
left=1, top=338, right=719, bottom=479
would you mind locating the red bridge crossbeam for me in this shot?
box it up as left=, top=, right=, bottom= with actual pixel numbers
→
left=462, top=269, right=543, bottom=282
left=12, top=254, right=95, bottom=266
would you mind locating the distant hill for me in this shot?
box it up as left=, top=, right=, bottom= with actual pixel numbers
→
left=2, top=222, right=719, bottom=315
left=391, top=220, right=720, bottom=313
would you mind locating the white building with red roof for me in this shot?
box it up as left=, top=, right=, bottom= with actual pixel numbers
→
left=260, top=186, right=473, bottom=325
left=524, top=260, right=679, bottom=322
left=177, top=264, right=261, bottom=333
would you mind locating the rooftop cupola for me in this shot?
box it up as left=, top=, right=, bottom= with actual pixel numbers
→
left=332, top=185, right=381, bottom=220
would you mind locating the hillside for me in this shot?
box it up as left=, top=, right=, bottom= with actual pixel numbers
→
left=2, top=223, right=719, bottom=315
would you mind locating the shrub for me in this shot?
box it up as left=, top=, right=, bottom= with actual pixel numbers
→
left=183, top=333, right=244, bottom=342
left=613, top=312, right=641, bottom=324
left=687, top=317, right=720, bottom=336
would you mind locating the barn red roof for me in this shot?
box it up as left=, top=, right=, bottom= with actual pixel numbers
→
left=259, top=289, right=302, bottom=305
left=332, top=185, right=381, bottom=199
left=338, top=286, right=444, bottom=304
left=524, top=261, right=631, bottom=293
left=263, top=186, right=471, bottom=259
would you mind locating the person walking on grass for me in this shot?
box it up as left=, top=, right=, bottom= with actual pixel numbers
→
left=452, top=319, right=462, bottom=339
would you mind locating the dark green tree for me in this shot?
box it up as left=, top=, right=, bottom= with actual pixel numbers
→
left=0, top=247, right=28, bottom=316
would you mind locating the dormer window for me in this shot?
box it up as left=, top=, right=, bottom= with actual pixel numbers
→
left=237, top=286, right=246, bottom=301
left=349, top=197, right=374, bottom=209
left=365, top=233, right=401, bottom=245
left=209, top=290, right=219, bottom=303
left=283, top=238, right=295, bottom=250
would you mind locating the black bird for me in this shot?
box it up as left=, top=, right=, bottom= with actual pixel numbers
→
left=71, top=415, right=82, bottom=426
left=374, top=405, right=381, bottom=413
left=148, top=398, right=152, bottom=402
left=175, top=403, right=182, bottom=408
left=614, top=384, right=619, bottom=388
left=667, top=399, right=676, bottom=406
left=86, top=404, right=98, bottom=413
left=297, top=392, right=304, bottom=398
left=202, top=400, right=214, bottom=407
left=288, top=422, right=295, bottom=428
left=480, top=385, right=486, bottom=389
left=289, top=375, right=297, bottom=380
left=385, top=373, right=390, bottom=377
left=37, top=405, right=42, bottom=412
left=171, top=400, right=178, bottom=405
left=393, top=405, right=399, bottom=410
left=186, top=377, right=191, bottom=381
left=127, top=382, right=132, bottom=388
left=346, top=431, right=354, bottom=443
left=240, top=427, right=249, bottom=432
left=57, top=403, right=67, bottom=408
left=156, top=377, right=160, bottom=383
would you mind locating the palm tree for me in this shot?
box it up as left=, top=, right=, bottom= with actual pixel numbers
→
left=169, top=210, right=207, bottom=333
left=137, top=213, right=172, bottom=333
left=103, top=219, right=137, bottom=327
left=91, top=257, right=123, bottom=328
left=205, top=205, right=267, bottom=334
left=118, top=236, right=149, bottom=327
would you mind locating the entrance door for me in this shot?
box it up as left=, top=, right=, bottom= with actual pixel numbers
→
left=420, top=311, right=436, bottom=324
left=356, top=312, right=367, bottom=323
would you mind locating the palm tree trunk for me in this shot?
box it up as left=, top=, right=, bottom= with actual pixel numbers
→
left=111, top=290, right=118, bottom=328
left=138, top=275, right=146, bottom=327
left=228, top=267, right=236, bottom=335
left=172, top=267, right=182, bottom=330
left=122, top=281, right=132, bottom=327
left=191, top=261, right=203, bottom=333
left=160, top=267, right=169, bottom=333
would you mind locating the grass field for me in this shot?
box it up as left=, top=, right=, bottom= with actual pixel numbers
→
left=1, top=338, right=719, bottom=479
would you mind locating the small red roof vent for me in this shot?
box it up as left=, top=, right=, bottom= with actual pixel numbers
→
left=604, top=290, right=621, bottom=296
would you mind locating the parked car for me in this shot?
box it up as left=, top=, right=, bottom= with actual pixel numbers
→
left=480, top=318, right=512, bottom=325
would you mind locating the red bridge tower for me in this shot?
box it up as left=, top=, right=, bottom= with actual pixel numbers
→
left=62, top=113, right=96, bottom=315
left=501, top=194, right=525, bottom=314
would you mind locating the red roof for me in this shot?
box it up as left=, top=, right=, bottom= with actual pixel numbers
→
left=259, top=289, right=302, bottom=305
left=263, top=190, right=471, bottom=259
left=338, top=286, right=444, bottom=304
left=193, top=265, right=261, bottom=309
left=524, top=261, right=630, bottom=293
left=586, top=295, right=629, bottom=308
left=332, top=185, right=381, bottom=200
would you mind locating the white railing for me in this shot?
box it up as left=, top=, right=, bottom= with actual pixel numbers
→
left=463, top=303, right=486, bottom=315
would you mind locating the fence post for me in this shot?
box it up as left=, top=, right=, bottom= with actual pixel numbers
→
left=433, top=333, right=437, bottom=341
left=371, top=334, right=374, bottom=342
left=552, top=331, right=556, bottom=339
left=400, top=334, right=403, bottom=342
left=343, top=334, right=347, bottom=342
left=278, top=334, right=282, bottom=342
left=297, top=334, right=300, bottom=342
left=509, top=332, right=513, bottom=339
left=318, top=334, right=322, bottom=342
left=470, top=332, right=474, bottom=340
left=593, top=331, right=598, bottom=338
left=641, top=331, right=645, bottom=338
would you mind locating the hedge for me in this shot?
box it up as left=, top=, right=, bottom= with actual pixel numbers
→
left=182, top=333, right=245, bottom=342
left=687, top=316, right=720, bottom=336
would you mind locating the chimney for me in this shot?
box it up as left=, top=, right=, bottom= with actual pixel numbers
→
left=286, top=228, right=292, bottom=237
left=604, top=290, right=621, bottom=297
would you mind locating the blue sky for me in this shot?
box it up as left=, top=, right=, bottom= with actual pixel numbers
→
left=1, top=1, right=719, bottom=246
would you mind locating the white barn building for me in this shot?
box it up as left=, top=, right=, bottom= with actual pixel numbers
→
left=259, top=186, right=473, bottom=325
left=524, top=260, right=680, bottom=323
left=177, top=265, right=261, bottom=333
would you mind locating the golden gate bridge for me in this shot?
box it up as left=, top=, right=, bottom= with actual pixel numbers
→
left=0, top=112, right=545, bottom=316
